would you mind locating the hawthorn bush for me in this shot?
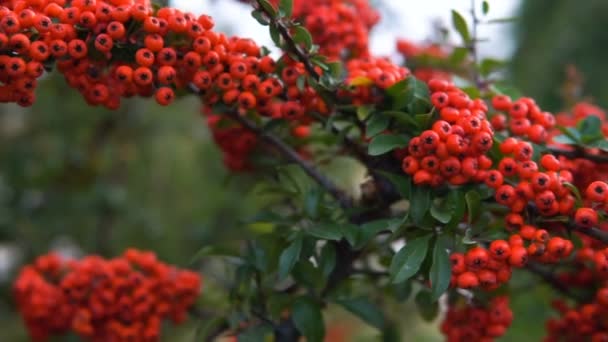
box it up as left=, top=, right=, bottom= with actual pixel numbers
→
left=3, top=0, right=608, bottom=341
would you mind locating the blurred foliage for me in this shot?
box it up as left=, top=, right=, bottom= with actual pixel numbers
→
left=511, top=0, right=608, bottom=111
left=0, top=72, right=258, bottom=340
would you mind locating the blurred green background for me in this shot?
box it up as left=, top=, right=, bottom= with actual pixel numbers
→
left=0, top=0, right=604, bottom=340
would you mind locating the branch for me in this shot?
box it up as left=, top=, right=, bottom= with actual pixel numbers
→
left=226, top=112, right=353, bottom=210
left=546, top=146, right=608, bottom=164
left=570, top=225, right=608, bottom=244
left=525, top=262, right=589, bottom=302
left=252, top=0, right=321, bottom=81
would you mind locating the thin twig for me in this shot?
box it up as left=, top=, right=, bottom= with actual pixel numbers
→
left=226, top=112, right=353, bottom=210
left=570, top=225, right=608, bottom=244
left=469, top=0, right=483, bottom=89
left=525, top=262, right=589, bottom=302
left=252, top=0, right=321, bottom=81
left=546, top=146, right=608, bottom=164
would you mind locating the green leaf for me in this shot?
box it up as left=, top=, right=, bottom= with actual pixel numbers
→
left=465, top=190, right=482, bottom=223
left=429, top=235, right=451, bottom=301
left=292, top=297, right=325, bottom=342
left=319, top=243, right=336, bottom=277
left=382, top=110, right=419, bottom=128
left=335, top=297, right=385, bottom=330
left=588, top=139, right=608, bottom=152
left=341, top=223, right=360, bottom=247
left=447, top=189, right=466, bottom=229
left=366, top=113, right=390, bottom=138
left=307, top=223, right=343, bottom=241
left=386, top=76, right=430, bottom=112
left=430, top=202, right=452, bottom=224
left=577, top=116, right=604, bottom=143
left=449, top=47, right=468, bottom=65
left=482, top=1, right=490, bottom=15
left=480, top=58, right=505, bottom=76
left=269, top=24, right=281, bottom=47
left=304, top=188, right=321, bottom=219
left=415, top=290, right=439, bottom=321
left=451, top=10, right=471, bottom=43
left=563, top=182, right=583, bottom=208
left=410, top=186, right=431, bottom=225
left=376, top=171, right=411, bottom=199
left=258, top=0, right=277, bottom=17
left=389, top=234, right=432, bottom=283
left=558, top=126, right=582, bottom=143
left=251, top=9, right=270, bottom=25
left=405, top=77, right=431, bottom=113
left=278, top=0, right=293, bottom=17
left=292, top=26, right=313, bottom=51
left=368, top=134, right=409, bottom=156
left=552, top=134, right=576, bottom=145
left=357, top=218, right=405, bottom=247
left=392, top=280, right=413, bottom=302
left=278, top=236, right=303, bottom=280
left=357, top=105, right=374, bottom=121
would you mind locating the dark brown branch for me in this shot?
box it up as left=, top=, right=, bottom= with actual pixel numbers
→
left=226, top=112, right=353, bottom=210
left=252, top=0, right=321, bottom=81
left=525, top=262, right=589, bottom=302
left=570, top=225, right=608, bottom=244
left=546, top=146, right=608, bottom=164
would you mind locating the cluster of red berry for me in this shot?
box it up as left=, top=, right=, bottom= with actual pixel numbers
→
left=440, top=296, right=513, bottom=342
left=241, top=0, right=379, bottom=59
left=342, top=56, right=410, bottom=105
left=489, top=95, right=555, bottom=144
left=13, top=249, right=201, bottom=341
left=401, top=79, right=494, bottom=186
left=546, top=288, right=608, bottom=342
left=396, top=38, right=452, bottom=82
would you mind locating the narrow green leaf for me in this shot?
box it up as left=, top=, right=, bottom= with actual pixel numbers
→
left=269, top=24, right=281, bottom=47
left=430, top=203, right=452, bottom=224
left=335, top=297, right=385, bottom=330
left=465, top=190, right=481, bottom=223
left=451, top=10, right=471, bottom=43
left=563, top=182, right=583, bottom=208
left=292, top=297, right=325, bottom=342
left=588, top=139, right=608, bottom=151
left=482, top=1, right=490, bottom=15
left=357, top=218, right=405, bottom=248
left=415, top=290, right=439, bottom=321
left=480, top=58, right=506, bottom=77
left=390, top=234, right=432, bottom=283
left=307, top=223, right=343, bottom=241
left=551, top=134, right=576, bottom=145
left=577, top=116, right=604, bottom=143
left=278, top=237, right=302, bottom=280
left=258, top=0, right=277, bottom=17
left=279, top=0, right=293, bottom=17
left=447, top=189, right=466, bottom=229
left=319, top=243, right=336, bottom=277
left=382, top=110, right=419, bottom=128
left=237, top=324, right=273, bottom=342
left=368, top=134, right=409, bottom=156
left=430, top=236, right=451, bottom=301
left=357, top=105, right=374, bottom=121
left=449, top=47, right=468, bottom=65
left=251, top=9, right=270, bottom=25
left=292, top=26, right=313, bottom=51
left=341, top=223, right=360, bottom=247
left=366, top=113, right=390, bottom=137
left=410, top=186, right=431, bottom=225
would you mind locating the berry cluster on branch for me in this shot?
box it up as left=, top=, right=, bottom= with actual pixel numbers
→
left=13, top=249, right=201, bottom=341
